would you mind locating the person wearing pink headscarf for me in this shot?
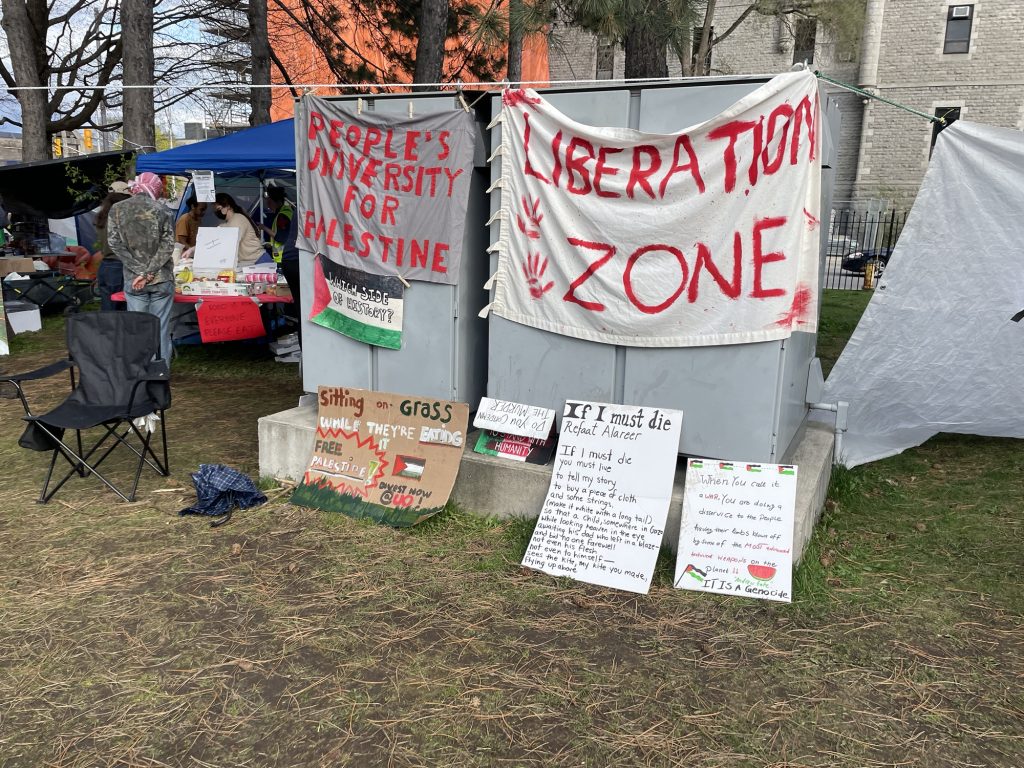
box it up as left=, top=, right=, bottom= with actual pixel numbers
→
left=107, top=172, right=176, bottom=362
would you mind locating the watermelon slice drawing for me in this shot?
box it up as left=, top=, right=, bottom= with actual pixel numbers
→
left=747, top=564, right=777, bottom=582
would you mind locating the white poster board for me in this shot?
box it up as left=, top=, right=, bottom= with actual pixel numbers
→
left=675, top=459, right=797, bottom=602
left=193, top=226, right=239, bottom=274
left=522, top=400, right=683, bottom=594
left=473, top=397, right=555, bottom=440
left=192, top=170, right=216, bottom=203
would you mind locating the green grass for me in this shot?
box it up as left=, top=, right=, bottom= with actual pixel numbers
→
left=816, top=288, right=872, bottom=375
left=0, top=292, right=1021, bottom=767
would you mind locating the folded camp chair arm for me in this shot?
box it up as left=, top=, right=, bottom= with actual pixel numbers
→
left=1, top=359, right=77, bottom=417
left=126, top=360, right=171, bottom=413
left=0, top=359, right=75, bottom=383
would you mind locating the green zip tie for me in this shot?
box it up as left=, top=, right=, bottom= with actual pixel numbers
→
left=813, top=70, right=945, bottom=125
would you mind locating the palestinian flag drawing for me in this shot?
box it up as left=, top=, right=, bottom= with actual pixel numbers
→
left=719, top=462, right=734, bottom=471
left=746, top=464, right=762, bottom=472
left=310, top=255, right=405, bottom=350
left=690, top=459, right=704, bottom=469
left=683, top=564, right=707, bottom=582
left=393, top=455, right=426, bottom=480
left=778, top=465, right=796, bottom=476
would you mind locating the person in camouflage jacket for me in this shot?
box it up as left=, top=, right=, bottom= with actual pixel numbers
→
left=108, top=172, right=176, bottom=363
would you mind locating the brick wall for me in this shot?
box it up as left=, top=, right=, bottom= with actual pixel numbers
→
left=545, top=0, right=1024, bottom=209
left=854, top=0, right=1024, bottom=206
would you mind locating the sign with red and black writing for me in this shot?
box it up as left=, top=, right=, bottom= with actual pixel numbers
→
left=291, top=387, right=470, bottom=527
left=491, top=70, right=822, bottom=347
left=196, top=298, right=266, bottom=343
left=310, top=255, right=405, bottom=349
left=675, top=458, right=797, bottom=603
left=298, top=96, right=476, bottom=285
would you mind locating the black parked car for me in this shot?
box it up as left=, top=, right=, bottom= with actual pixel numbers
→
left=841, top=248, right=894, bottom=277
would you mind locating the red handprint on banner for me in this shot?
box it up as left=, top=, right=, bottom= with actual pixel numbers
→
left=516, top=196, right=543, bottom=240
left=502, top=88, right=542, bottom=110
left=522, top=253, right=553, bottom=299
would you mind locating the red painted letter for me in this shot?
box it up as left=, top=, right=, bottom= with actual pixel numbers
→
left=751, top=216, right=788, bottom=298
left=563, top=238, right=616, bottom=312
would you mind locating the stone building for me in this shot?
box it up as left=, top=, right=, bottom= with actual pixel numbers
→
left=547, top=0, right=1024, bottom=210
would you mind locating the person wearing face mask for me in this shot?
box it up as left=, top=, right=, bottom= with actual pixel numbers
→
left=213, top=193, right=268, bottom=268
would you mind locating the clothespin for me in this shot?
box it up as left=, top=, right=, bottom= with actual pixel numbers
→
left=397, top=273, right=410, bottom=288
left=408, top=101, right=414, bottom=118
left=457, top=82, right=471, bottom=113
left=357, top=97, right=364, bottom=115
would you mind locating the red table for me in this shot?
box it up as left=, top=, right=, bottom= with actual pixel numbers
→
left=111, top=291, right=292, bottom=304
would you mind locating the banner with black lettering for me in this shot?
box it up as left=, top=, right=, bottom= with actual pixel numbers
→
left=310, top=255, right=404, bottom=349
left=298, top=96, right=476, bottom=285
left=491, top=70, right=822, bottom=347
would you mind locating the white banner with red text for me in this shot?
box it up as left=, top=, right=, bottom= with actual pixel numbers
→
left=490, top=70, right=822, bottom=347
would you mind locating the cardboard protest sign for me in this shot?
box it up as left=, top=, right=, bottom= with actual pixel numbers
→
left=675, top=459, right=797, bottom=602
left=196, top=298, right=265, bottom=343
left=473, top=429, right=556, bottom=464
left=472, top=397, right=557, bottom=463
left=522, top=401, right=682, bottom=593
left=309, top=255, right=404, bottom=349
left=292, top=387, right=469, bottom=527
left=297, top=96, right=476, bottom=285
left=193, top=226, right=240, bottom=274
left=473, top=397, right=555, bottom=440
left=491, top=70, right=822, bottom=347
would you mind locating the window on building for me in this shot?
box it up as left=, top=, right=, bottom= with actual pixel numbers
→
left=931, top=106, right=961, bottom=155
left=595, top=37, right=614, bottom=80
left=792, top=18, right=817, bottom=65
left=691, top=26, right=713, bottom=73
left=943, top=5, right=973, bottom=54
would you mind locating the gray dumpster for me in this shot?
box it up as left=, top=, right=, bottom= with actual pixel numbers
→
left=486, top=76, right=841, bottom=463
left=296, top=93, right=490, bottom=403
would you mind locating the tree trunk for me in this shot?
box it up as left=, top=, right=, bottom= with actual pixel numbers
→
left=694, top=0, right=716, bottom=76
left=1, top=0, right=50, bottom=160
left=248, top=0, right=272, bottom=125
left=412, top=0, right=449, bottom=88
left=507, top=0, right=524, bottom=86
left=624, top=23, right=668, bottom=79
left=122, top=0, right=156, bottom=152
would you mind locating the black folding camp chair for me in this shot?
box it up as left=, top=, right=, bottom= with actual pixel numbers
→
left=1, top=311, right=171, bottom=503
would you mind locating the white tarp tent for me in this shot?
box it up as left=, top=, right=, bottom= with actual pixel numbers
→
left=824, top=121, right=1024, bottom=467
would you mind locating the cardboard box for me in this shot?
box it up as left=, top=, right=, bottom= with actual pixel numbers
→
left=0, top=257, right=35, bottom=278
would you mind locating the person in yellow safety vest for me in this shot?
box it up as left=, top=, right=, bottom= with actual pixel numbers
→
left=260, top=186, right=297, bottom=263
left=262, top=185, right=303, bottom=347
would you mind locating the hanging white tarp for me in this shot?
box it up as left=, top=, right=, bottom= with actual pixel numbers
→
left=489, top=70, right=823, bottom=347
left=824, top=121, right=1024, bottom=467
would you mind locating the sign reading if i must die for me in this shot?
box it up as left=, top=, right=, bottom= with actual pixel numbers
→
left=521, top=401, right=683, bottom=594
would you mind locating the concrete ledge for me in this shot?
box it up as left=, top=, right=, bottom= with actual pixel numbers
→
left=258, top=404, right=317, bottom=483
left=259, top=407, right=833, bottom=565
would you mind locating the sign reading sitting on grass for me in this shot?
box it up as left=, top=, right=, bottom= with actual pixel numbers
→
left=674, top=458, right=797, bottom=603
left=522, top=400, right=683, bottom=594
left=292, top=386, right=469, bottom=527
left=298, top=96, right=476, bottom=285
left=310, top=255, right=405, bottom=349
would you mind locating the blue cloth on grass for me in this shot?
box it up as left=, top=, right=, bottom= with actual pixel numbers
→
left=179, top=464, right=267, bottom=518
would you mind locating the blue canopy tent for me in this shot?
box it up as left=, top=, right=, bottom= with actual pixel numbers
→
left=134, top=119, right=298, bottom=348
left=135, top=119, right=296, bottom=177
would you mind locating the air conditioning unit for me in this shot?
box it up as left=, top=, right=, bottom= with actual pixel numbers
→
left=951, top=5, right=971, bottom=18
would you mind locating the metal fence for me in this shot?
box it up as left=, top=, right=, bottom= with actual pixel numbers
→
left=824, top=209, right=909, bottom=290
